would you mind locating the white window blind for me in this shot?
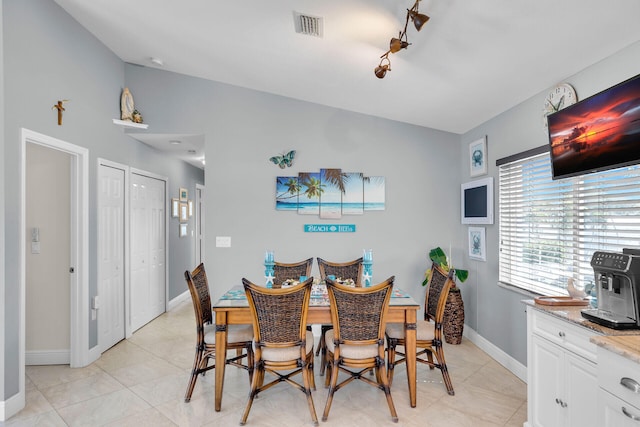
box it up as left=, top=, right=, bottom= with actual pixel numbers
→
left=498, top=150, right=640, bottom=296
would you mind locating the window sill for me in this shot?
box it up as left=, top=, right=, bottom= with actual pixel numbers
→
left=497, top=281, right=543, bottom=298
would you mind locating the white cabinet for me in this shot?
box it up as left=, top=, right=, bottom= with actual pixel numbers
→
left=597, top=346, right=640, bottom=426
left=527, top=307, right=600, bottom=427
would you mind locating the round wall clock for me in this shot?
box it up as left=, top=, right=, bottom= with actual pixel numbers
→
left=542, top=82, right=577, bottom=128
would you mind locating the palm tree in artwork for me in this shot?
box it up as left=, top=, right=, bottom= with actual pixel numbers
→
left=299, top=170, right=350, bottom=194
left=301, top=176, right=325, bottom=199
left=276, top=177, right=301, bottom=200
left=321, top=169, right=347, bottom=193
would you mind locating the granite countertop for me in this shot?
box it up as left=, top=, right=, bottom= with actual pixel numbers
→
left=523, top=299, right=640, bottom=363
left=591, top=335, right=640, bottom=364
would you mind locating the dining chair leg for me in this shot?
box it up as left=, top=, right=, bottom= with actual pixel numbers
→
left=323, top=351, right=332, bottom=388
left=240, top=364, right=261, bottom=425
left=322, top=359, right=340, bottom=421
left=435, top=346, right=455, bottom=396
left=184, top=347, right=205, bottom=402
left=317, top=328, right=328, bottom=376
left=377, top=359, right=399, bottom=423
left=303, top=359, right=319, bottom=426
left=426, top=348, right=435, bottom=369
left=307, top=352, right=316, bottom=391
left=246, top=347, right=255, bottom=386
left=386, top=341, right=397, bottom=387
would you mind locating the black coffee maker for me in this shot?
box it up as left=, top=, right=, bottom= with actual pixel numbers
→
left=581, top=250, right=640, bottom=330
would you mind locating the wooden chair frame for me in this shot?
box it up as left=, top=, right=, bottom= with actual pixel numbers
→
left=386, top=263, right=455, bottom=395
left=184, top=263, right=254, bottom=402
left=240, top=277, right=318, bottom=426
left=323, top=277, right=398, bottom=423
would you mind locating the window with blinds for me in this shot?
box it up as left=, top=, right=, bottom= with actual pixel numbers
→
left=498, top=149, right=640, bottom=296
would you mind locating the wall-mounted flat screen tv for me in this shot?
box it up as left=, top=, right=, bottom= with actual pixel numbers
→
left=547, top=73, right=640, bottom=180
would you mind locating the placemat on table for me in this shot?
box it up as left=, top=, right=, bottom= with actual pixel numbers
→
left=219, top=289, right=247, bottom=300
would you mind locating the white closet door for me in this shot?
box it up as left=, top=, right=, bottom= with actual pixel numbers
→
left=98, top=164, right=125, bottom=351
left=130, top=173, right=166, bottom=332
left=148, top=178, right=166, bottom=319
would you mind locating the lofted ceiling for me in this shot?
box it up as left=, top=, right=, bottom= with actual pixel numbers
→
left=54, top=0, right=640, bottom=169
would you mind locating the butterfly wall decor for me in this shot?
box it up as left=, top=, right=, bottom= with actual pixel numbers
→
left=270, top=150, right=296, bottom=169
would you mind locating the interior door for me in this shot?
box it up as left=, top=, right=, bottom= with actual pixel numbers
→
left=25, top=143, right=71, bottom=364
left=98, top=163, right=125, bottom=351
left=130, top=172, right=166, bottom=331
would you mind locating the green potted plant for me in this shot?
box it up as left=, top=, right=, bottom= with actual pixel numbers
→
left=423, top=246, right=468, bottom=286
left=423, top=246, right=468, bottom=344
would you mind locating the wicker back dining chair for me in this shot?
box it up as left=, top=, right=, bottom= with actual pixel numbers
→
left=272, top=257, right=313, bottom=288
left=385, top=263, right=456, bottom=395
left=316, top=257, right=364, bottom=286
left=315, top=257, right=364, bottom=376
left=323, top=277, right=398, bottom=422
left=183, top=263, right=254, bottom=402
left=240, top=277, right=318, bottom=426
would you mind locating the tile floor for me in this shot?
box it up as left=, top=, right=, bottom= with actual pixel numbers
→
left=3, top=300, right=527, bottom=426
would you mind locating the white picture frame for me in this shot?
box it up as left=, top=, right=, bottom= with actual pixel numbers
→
left=461, top=177, right=494, bottom=224
left=469, top=136, right=487, bottom=177
left=468, top=226, right=486, bottom=261
left=180, top=202, right=188, bottom=222
left=171, top=198, right=179, bottom=218
left=179, top=223, right=188, bottom=238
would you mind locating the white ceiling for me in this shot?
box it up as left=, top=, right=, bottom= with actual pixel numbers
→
left=54, top=0, right=640, bottom=169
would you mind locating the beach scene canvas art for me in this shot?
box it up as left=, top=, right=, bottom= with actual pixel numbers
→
left=275, top=169, right=385, bottom=217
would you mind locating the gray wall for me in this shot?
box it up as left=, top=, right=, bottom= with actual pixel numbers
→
left=125, top=65, right=463, bottom=306
left=458, top=40, right=640, bottom=365
left=2, top=0, right=202, bottom=400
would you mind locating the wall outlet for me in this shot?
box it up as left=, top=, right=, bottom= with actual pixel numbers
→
left=216, top=236, right=231, bottom=247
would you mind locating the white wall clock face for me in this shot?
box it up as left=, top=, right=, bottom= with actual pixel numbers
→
left=543, top=83, right=578, bottom=128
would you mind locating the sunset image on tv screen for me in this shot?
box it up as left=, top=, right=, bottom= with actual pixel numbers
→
left=548, top=74, right=640, bottom=179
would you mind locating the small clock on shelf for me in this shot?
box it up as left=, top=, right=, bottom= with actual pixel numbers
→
left=542, top=82, right=577, bottom=129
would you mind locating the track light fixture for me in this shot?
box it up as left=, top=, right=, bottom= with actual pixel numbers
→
left=374, top=0, right=430, bottom=79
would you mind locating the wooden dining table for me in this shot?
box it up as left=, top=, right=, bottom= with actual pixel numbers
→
left=212, top=284, right=420, bottom=412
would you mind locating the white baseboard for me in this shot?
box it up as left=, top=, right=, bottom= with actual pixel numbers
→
left=168, top=290, right=190, bottom=311
left=0, top=388, right=25, bottom=421
left=25, top=349, right=70, bottom=366
left=463, top=325, right=528, bottom=383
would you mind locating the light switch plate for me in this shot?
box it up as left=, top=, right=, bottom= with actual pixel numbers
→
left=216, top=236, right=231, bottom=247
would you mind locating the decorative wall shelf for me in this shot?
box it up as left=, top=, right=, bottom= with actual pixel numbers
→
left=112, top=118, right=148, bottom=129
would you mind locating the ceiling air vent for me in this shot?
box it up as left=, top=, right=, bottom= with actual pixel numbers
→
left=294, top=12, right=323, bottom=38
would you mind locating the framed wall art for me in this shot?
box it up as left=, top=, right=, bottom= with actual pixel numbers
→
left=171, top=198, right=179, bottom=218
left=468, top=226, right=486, bottom=261
left=180, top=202, right=188, bottom=222
left=179, top=187, right=188, bottom=201
left=179, top=223, right=188, bottom=238
left=469, top=136, right=487, bottom=177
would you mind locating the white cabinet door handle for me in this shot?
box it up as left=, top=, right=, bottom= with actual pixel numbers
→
left=622, top=406, right=640, bottom=421
left=621, top=377, right=640, bottom=393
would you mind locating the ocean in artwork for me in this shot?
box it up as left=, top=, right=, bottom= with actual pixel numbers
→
left=276, top=201, right=384, bottom=213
